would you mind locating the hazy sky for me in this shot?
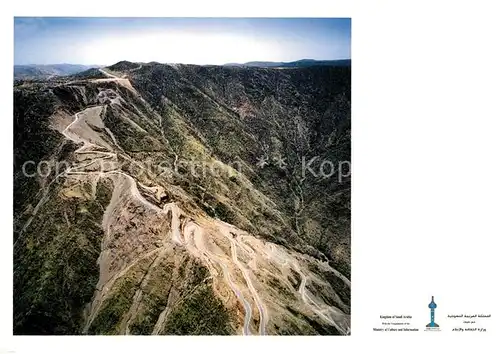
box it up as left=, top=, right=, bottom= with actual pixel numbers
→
left=14, top=17, right=351, bottom=65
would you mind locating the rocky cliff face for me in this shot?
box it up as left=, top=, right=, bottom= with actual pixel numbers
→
left=13, top=61, right=351, bottom=335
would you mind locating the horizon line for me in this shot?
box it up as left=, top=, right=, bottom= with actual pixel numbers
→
left=14, top=58, right=352, bottom=67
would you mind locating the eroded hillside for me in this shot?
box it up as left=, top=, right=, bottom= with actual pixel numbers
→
left=13, top=61, right=351, bottom=335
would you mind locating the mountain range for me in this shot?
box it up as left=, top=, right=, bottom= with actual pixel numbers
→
left=14, top=64, right=103, bottom=80
left=14, top=59, right=351, bottom=80
left=13, top=60, right=351, bottom=335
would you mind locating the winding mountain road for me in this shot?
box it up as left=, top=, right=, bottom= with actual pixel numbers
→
left=52, top=70, right=349, bottom=336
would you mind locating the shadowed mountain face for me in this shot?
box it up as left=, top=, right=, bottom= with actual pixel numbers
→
left=13, top=61, right=351, bottom=335
left=224, top=59, right=351, bottom=68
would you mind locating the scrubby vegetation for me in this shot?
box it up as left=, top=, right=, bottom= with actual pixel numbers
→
left=88, top=253, right=156, bottom=335
left=161, top=282, right=233, bottom=335
left=285, top=305, right=341, bottom=335
left=13, top=60, right=350, bottom=335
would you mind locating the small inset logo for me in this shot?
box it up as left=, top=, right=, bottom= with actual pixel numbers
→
left=426, top=296, right=440, bottom=331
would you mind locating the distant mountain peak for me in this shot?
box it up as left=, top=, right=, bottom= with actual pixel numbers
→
left=223, top=59, right=351, bottom=68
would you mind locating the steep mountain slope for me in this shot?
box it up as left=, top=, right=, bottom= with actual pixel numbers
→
left=13, top=61, right=351, bottom=335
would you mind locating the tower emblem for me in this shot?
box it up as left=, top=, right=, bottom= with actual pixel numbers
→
left=426, top=296, right=440, bottom=330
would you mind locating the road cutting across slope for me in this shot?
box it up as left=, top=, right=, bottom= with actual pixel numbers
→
left=170, top=218, right=255, bottom=335
left=292, top=262, right=349, bottom=335
left=62, top=103, right=257, bottom=335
